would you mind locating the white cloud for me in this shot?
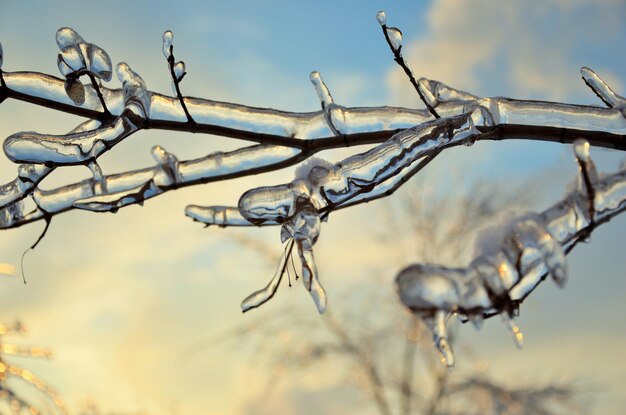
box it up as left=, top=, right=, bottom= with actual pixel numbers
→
left=387, top=0, right=625, bottom=105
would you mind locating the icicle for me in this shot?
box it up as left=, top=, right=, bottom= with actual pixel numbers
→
left=385, top=27, right=403, bottom=52
left=279, top=199, right=326, bottom=313
left=162, top=30, right=174, bottom=59
left=503, top=315, right=524, bottom=348
left=376, top=10, right=387, bottom=26
left=0, top=41, right=4, bottom=68
left=241, top=240, right=292, bottom=312
left=425, top=311, right=455, bottom=367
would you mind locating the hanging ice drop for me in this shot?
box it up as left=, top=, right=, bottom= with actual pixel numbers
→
left=376, top=11, right=387, bottom=26
left=386, top=27, right=403, bottom=52
left=162, top=30, right=174, bottom=59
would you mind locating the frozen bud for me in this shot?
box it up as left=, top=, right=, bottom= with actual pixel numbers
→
left=162, top=30, right=174, bottom=59
left=56, top=27, right=84, bottom=49
left=173, top=61, right=186, bottom=81
left=376, top=10, right=387, bottom=26
left=309, top=71, right=334, bottom=108
left=573, top=139, right=590, bottom=162
left=87, top=44, right=113, bottom=81
left=386, top=27, right=403, bottom=51
left=56, top=27, right=112, bottom=82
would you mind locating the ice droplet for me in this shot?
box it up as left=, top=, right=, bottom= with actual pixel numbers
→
left=386, top=27, right=403, bottom=51
left=309, top=71, right=334, bottom=108
left=503, top=316, right=524, bottom=348
left=162, top=30, right=174, bottom=59
left=173, top=61, right=186, bottom=81
left=56, top=27, right=84, bottom=49
left=376, top=10, right=387, bottom=26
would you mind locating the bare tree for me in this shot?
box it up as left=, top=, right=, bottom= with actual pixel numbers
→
left=0, top=10, right=625, bottom=366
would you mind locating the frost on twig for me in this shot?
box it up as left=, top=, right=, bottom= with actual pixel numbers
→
left=395, top=141, right=626, bottom=366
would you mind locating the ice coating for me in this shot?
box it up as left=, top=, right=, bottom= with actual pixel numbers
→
left=11, top=144, right=299, bottom=221
left=116, top=62, right=150, bottom=118
left=151, top=145, right=180, bottom=187
left=185, top=205, right=279, bottom=227
left=162, top=30, right=173, bottom=59
left=581, top=67, right=626, bottom=111
left=2, top=64, right=626, bottom=230
left=309, top=71, right=333, bottom=107
left=281, top=199, right=326, bottom=314
left=376, top=10, right=386, bottom=26
left=56, top=28, right=112, bottom=82
left=238, top=112, right=480, bottom=226
left=55, top=27, right=84, bottom=49
left=241, top=198, right=327, bottom=314
left=241, top=240, right=293, bottom=313
left=173, top=61, right=185, bottom=81
left=385, top=27, right=403, bottom=52
left=3, top=116, right=137, bottom=165
left=396, top=142, right=626, bottom=366
left=3, top=69, right=626, bottom=141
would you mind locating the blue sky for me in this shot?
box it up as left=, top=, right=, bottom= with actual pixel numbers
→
left=0, top=1, right=625, bottom=414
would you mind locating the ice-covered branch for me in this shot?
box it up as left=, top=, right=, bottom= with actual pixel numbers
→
left=395, top=142, right=626, bottom=366
left=0, top=144, right=302, bottom=228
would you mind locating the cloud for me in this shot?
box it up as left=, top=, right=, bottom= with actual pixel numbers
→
left=387, top=0, right=625, bottom=105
